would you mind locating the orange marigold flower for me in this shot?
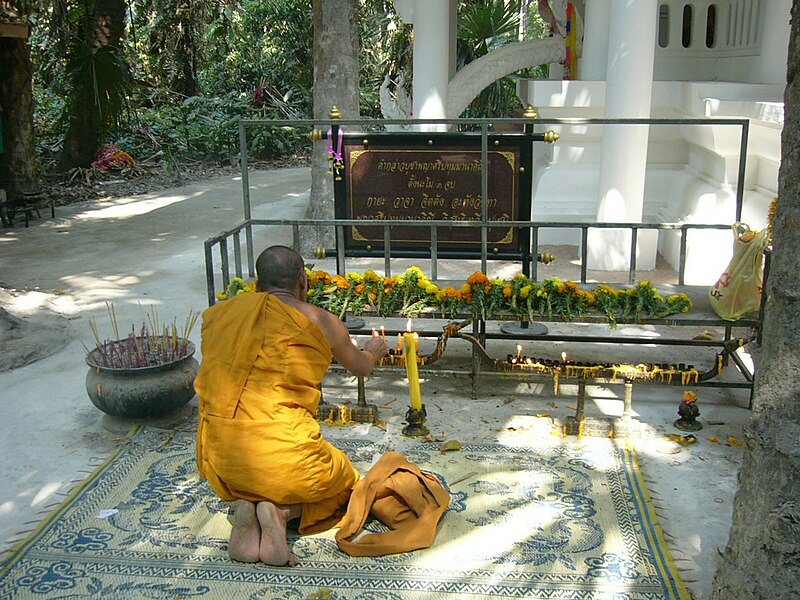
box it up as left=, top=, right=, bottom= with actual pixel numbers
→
left=502, top=284, right=513, bottom=298
left=309, top=270, right=331, bottom=286
left=467, top=271, right=490, bottom=287
left=438, top=286, right=459, bottom=300
left=331, top=275, right=349, bottom=289
left=354, top=284, right=365, bottom=295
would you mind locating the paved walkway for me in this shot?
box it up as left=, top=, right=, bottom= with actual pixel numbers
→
left=0, top=168, right=749, bottom=598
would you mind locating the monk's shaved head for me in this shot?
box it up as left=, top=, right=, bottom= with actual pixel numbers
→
left=256, top=245, right=305, bottom=292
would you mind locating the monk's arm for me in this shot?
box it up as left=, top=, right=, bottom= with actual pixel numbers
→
left=318, top=310, right=388, bottom=377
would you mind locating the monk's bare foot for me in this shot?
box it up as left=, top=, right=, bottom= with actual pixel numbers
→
left=228, top=500, right=261, bottom=562
left=256, top=501, right=299, bottom=566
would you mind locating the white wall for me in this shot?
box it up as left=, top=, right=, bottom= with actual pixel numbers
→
left=652, top=0, right=790, bottom=84
left=520, top=79, right=781, bottom=283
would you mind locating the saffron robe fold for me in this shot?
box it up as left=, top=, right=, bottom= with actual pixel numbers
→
left=195, top=292, right=360, bottom=534
left=335, top=452, right=450, bottom=556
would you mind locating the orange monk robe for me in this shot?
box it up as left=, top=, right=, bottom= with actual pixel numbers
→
left=195, top=292, right=360, bottom=534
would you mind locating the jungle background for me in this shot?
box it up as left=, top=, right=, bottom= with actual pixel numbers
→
left=0, top=0, right=548, bottom=215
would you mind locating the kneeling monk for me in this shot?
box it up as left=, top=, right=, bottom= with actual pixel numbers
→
left=195, top=245, right=389, bottom=566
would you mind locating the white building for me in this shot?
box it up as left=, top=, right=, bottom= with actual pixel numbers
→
left=392, top=0, right=787, bottom=283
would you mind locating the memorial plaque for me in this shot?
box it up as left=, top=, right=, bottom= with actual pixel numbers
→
left=333, top=133, right=532, bottom=259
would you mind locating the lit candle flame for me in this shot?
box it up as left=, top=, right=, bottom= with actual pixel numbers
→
left=380, top=325, right=386, bottom=340
left=406, top=318, right=413, bottom=333
left=562, top=352, right=567, bottom=362
left=516, top=344, right=522, bottom=359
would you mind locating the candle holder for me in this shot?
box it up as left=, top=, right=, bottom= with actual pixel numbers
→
left=402, top=404, right=430, bottom=437
left=315, top=401, right=335, bottom=421
left=314, top=384, right=335, bottom=421
left=674, top=391, right=702, bottom=431
left=349, top=376, right=379, bottom=424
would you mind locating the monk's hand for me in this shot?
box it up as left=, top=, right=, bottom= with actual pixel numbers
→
left=364, top=333, right=389, bottom=360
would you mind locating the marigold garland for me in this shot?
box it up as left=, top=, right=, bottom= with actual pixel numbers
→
left=217, top=268, right=693, bottom=327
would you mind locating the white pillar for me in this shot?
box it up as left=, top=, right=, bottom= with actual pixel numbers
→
left=753, top=0, right=790, bottom=84
left=412, top=0, right=451, bottom=131
left=588, top=0, right=658, bottom=271
left=579, top=0, right=610, bottom=80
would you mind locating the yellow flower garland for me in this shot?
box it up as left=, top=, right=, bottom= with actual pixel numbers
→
left=218, top=268, right=693, bottom=326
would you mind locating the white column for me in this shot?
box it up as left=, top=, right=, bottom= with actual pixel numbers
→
left=579, top=0, right=610, bottom=80
left=412, top=0, right=451, bottom=131
left=588, top=0, right=658, bottom=271
left=753, top=0, right=791, bottom=84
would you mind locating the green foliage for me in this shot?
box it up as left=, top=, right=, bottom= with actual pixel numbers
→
left=33, top=87, right=66, bottom=169
left=27, top=0, right=557, bottom=169
left=358, top=0, right=412, bottom=118
left=120, top=92, right=308, bottom=161
left=456, top=0, right=524, bottom=118
left=64, top=43, right=135, bottom=130
left=198, top=0, right=314, bottom=115
left=456, top=0, right=553, bottom=118
left=42, top=0, right=134, bottom=132
left=34, top=86, right=308, bottom=167
left=457, top=0, right=521, bottom=66
left=301, top=267, right=695, bottom=327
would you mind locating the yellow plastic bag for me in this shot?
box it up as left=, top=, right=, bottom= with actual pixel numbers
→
left=709, top=223, right=769, bottom=321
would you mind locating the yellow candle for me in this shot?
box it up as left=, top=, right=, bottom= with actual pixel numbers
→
left=404, top=329, right=422, bottom=411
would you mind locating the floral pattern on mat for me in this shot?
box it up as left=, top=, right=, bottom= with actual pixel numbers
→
left=0, top=428, right=688, bottom=599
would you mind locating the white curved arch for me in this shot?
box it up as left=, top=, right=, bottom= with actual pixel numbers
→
left=446, top=37, right=566, bottom=118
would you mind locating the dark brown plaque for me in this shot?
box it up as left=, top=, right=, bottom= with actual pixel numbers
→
left=343, top=145, right=520, bottom=250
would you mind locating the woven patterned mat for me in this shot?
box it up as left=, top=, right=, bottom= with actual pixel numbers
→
left=0, top=427, right=688, bottom=599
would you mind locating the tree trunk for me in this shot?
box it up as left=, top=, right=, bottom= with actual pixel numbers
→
left=173, top=0, right=200, bottom=98
left=711, top=2, right=800, bottom=598
left=57, top=0, right=128, bottom=171
left=0, top=32, right=37, bottom=205
left=302, top=0, right=360, bottom=257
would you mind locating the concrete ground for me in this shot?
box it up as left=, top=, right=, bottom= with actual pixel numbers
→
left=0, top=167, right=751, bottom=599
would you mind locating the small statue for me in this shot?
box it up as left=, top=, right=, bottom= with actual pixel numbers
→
left=674, top=390, right=702, bottom=431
